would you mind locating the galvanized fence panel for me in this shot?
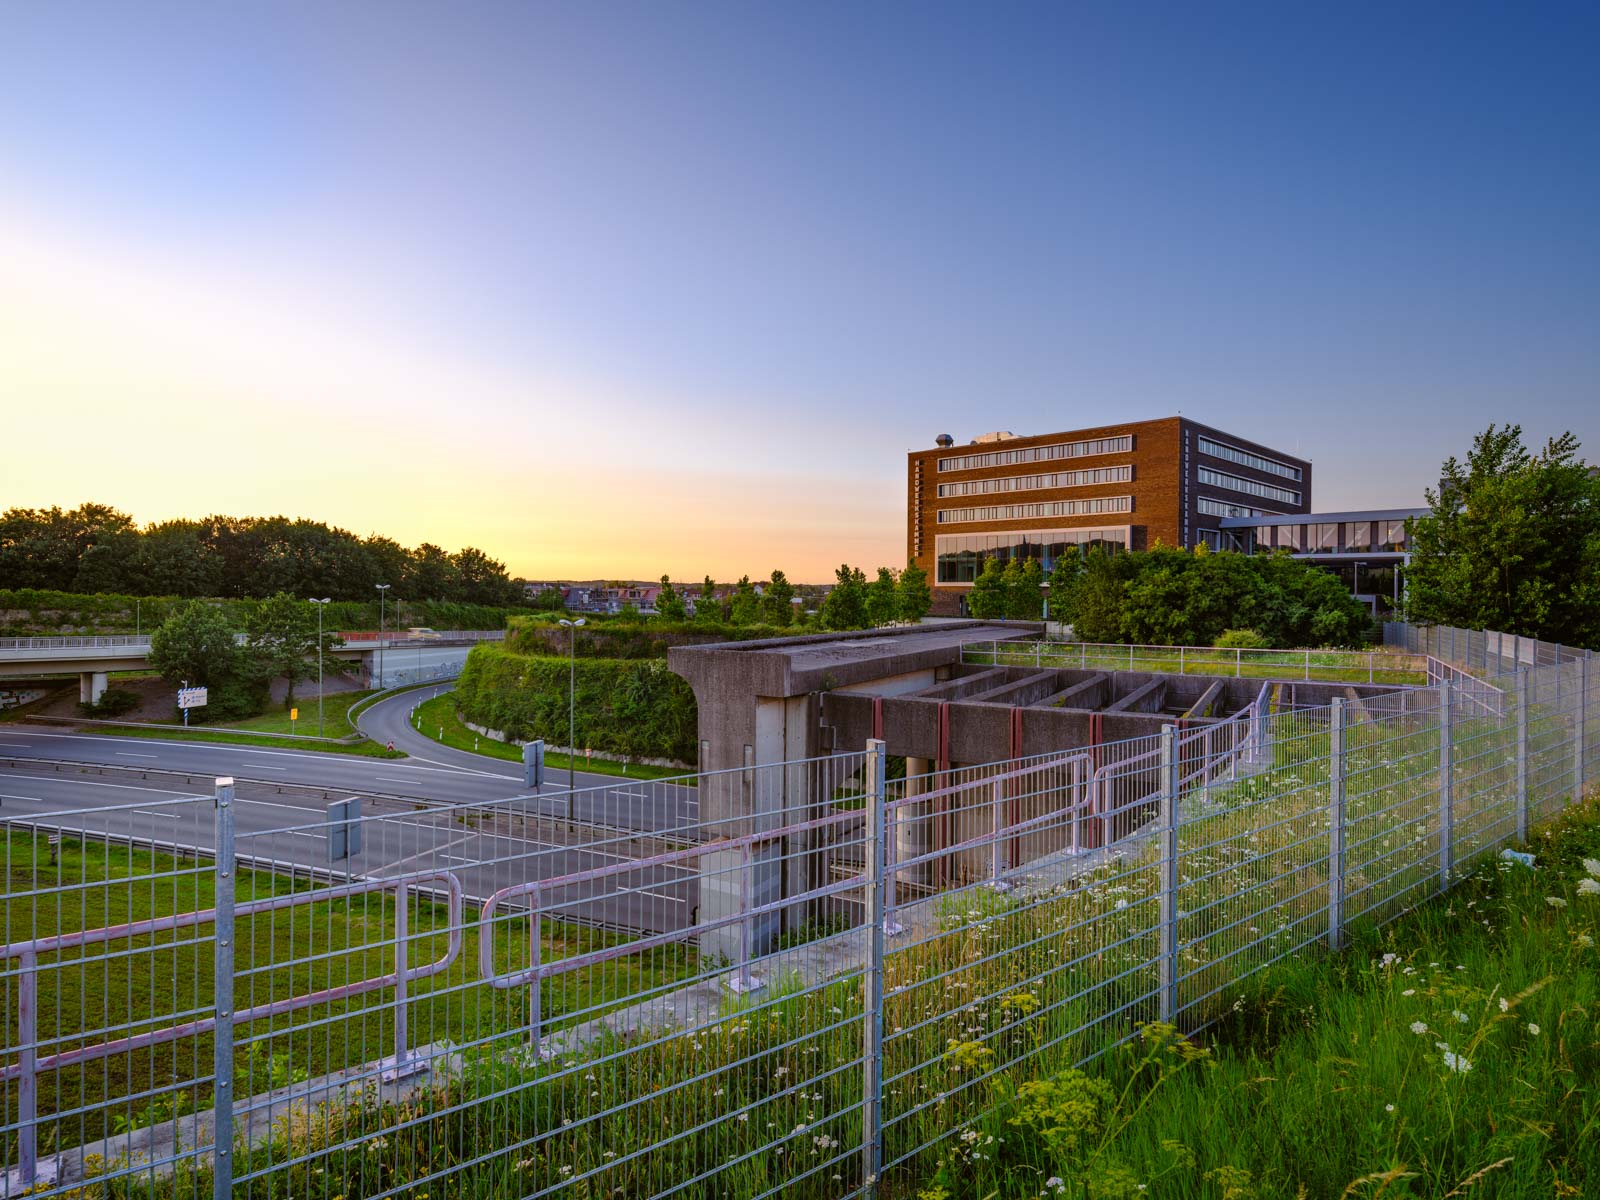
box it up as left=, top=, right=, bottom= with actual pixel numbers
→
left=5, top=622, right=1597, bottom=1200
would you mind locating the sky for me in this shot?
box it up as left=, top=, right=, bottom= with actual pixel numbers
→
left=2, top=2, right=1597, bottom=582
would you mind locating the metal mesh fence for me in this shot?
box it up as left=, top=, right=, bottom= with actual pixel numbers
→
left=2, top=623, right=1595, bottom=1199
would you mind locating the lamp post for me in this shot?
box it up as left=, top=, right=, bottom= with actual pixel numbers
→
left=558, top=617, right=586, bottom=791
left=310, top=598, right=331, bottom=737
left=375, top=583, right=391, bottom=687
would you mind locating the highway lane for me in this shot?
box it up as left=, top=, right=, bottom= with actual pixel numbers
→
left=0, top=767, right=697, bottom=935
left=0, top=718, right=699, bottom=834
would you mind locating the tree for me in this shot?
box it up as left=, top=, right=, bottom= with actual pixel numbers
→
left=966, top=558, right=1007, bottom=619
left=865, top=566, right=900, bottom=627
left=1006, top=558, right=1045, bottom=620
left=656, top=576, right=688, bottom=621
left=452, top=546, right=518, bottom=606
left=1405, top=424, right=1600, bottom=646
left=760, top=570, right=795, bottom=626
left=1057, top=548, right=1126, bottom=641
left=729, top=575, right=760, bottom=625
left=243, top=592, right=345, bottom=710
left=529, top=587, right=567, bottom=613
left=147, top=601, right=266, bottom=722
left=896, top=560, right=932, bottom=624
left=1046, top=551, right=1084, bottom=623
left=819, top=564, right=869, bottom=630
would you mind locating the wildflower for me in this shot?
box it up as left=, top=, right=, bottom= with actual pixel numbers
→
left=1578, top=878, right=1600, bottom=896
left=1528, top=1023, right=1540, bottom=1036
left=1409, top=1021, right=1428, bottom=1035
left=1578, top=933, right=1595, bottom=948
left=1379, top=953, right=1400, bottom=968
left=1546, top=896, right=1568, bottom=908
left=1384, top=1104, right=1395, bottom=1113
left=1401, top=988, right=1416, bottom=996
left=1581, top=857, right=1600, bottom=877
left=1499, top=998, right=1511, bottom=1013
left=1452, top=1010, right=1469, bottom=1024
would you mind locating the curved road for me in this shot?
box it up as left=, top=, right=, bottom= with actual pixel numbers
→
left=358, top=685, right=698, bottom=832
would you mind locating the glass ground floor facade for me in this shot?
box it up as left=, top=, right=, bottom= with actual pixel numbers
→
left=934, top=525, right=1131, bottom=584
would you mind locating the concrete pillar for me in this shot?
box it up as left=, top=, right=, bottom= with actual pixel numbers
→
left=79, top=672, right=108, bottom=705
left=898, top=755, right=934, bottom=885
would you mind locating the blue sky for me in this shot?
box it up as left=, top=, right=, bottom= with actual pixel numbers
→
left=2, top=3, right=1596, bottom=579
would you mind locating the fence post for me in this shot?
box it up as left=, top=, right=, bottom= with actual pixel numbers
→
left=1574, top=656, right=1588, bottom=805
left=729, top=843, right=763, bottom=993
left=862, top=738, right=887, bottom=1194
left=1328, top=698, right=1346, bottom=951
left=528, top=883, right=546, bottom=1053
left=1158, top=725, right=1180, bottom=1024
left=212, top=777, right=237, bottom=1200
left=988, top=778, right=1009, bottom=890
left=16, top=948, right=38, bottom=1190
left=1438, top=683, right=1453, bottom=893
left=1516, top=669, right=1530, bottom=842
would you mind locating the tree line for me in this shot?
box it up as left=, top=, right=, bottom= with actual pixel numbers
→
left=0, top=504, right=523, bottom=605
left=650, top=564, right=933, bottom=630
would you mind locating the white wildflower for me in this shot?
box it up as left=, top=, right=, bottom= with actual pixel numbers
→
left=1527, top=1023, right=1540, bottom=1036
left=1581, top=857, right=1600, bottom=878
left=1546, top=896, right=1568, bottom=908
left=1499, top=997, right=1511, bottom=1013
left=1577, top=878, right=1600, bottom=896
left=1410, top=1021, right=1428, bottom=1035
left=1452, top=1010, right=1469, bottom=1024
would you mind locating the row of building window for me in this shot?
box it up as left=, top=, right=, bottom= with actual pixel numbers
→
left=934, top=527, right=1130, bottom=583
left=1218, top=519, right=1411, bottom=555
left=937, top=434, right=1133, bottom=473
left=1198, top=466, right=1301, bottom=506
left=937, top=495, right=1134, bottom=524
left=1196, top=496, right=1284, bottom=519
left=935, top=464, right=1133, bottom=498
left=1196, top=436, right=1302, bottom=482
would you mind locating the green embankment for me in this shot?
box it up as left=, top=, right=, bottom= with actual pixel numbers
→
left=453, top=642, right=697, bottom=766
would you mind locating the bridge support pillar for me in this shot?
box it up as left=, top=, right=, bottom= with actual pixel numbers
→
left=79, top=672, right=108, bottom=705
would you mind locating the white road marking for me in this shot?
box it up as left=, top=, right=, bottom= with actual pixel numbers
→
left=251, top=765, right=288, bottom=771
left=114, top=752, right=159, bottom=759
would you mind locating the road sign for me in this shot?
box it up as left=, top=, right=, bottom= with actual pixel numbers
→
left=177, top=687, right=209, bottom=710
left=290, top=707, right=298, bottom=722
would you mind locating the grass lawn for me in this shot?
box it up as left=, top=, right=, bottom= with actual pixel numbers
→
left=90, top=724, right=405, bottom=758
left=5, top=832, right=697, bottom=1149
left=412, top=693, right=692, bottom=782
left=225, top=689, right=379, bottom=737
left=908, top=796, right=1600, bottom=1200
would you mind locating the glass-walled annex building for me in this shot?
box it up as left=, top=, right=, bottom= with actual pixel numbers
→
left=933, top=526, right=1131, bottom=584
left=1217, top=507, right=1427, bottom=615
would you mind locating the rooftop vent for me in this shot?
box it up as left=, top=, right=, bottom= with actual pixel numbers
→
left=934, top=433, right=954, bottom=448
left=971, top=430, right=1017, bottom=444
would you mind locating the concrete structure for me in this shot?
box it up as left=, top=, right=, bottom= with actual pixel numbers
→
left=670, top=622, right=1405, bottom=957
left=908, top=418, right=1312, bottom=614
left=1219, top=506, right=1428, bottom=616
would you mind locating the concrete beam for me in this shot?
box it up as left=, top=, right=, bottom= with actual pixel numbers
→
left=1104, top=678, right=1166, bottom=714
left=1182, top=679, right=1226, bottom=719
left=965, top=671, right=1062, bottom=707
left=902, top=668, right=1011, bottom=702
left=1033, top=673, right=1109, bottom=710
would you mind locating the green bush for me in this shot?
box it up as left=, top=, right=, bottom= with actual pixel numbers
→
left=453, top=644, right=698, bottom=763
left=77, top=688, right=140, bottom=717
left=1213, top=628, right=1271, bottom=649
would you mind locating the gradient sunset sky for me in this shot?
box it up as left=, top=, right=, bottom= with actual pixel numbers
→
left=3, top=3, right=1598, bottom=582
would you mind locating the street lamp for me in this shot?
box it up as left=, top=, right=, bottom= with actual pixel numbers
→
left=375, top=583, right=391, bottom=687
left=310, top=598, right=331, bottom=737
left=558, top=617, right=586, bottom=790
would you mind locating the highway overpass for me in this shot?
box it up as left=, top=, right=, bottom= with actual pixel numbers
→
left=0, top=630, right=505, bottom=700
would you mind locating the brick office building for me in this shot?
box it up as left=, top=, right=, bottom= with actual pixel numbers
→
left=907, top=417, right=1311, bottom=614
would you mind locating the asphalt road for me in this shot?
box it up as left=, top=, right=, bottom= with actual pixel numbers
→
left=0, top=761, right=697, bottom=936
left=0, top=691, right=702, bottom=936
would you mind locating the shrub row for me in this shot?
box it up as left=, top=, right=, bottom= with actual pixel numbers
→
left=0, top=589, right=517, bottom=637
left=453, top=644, right=698, bottom=764
left=506, top=616, right=801, bottom=659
